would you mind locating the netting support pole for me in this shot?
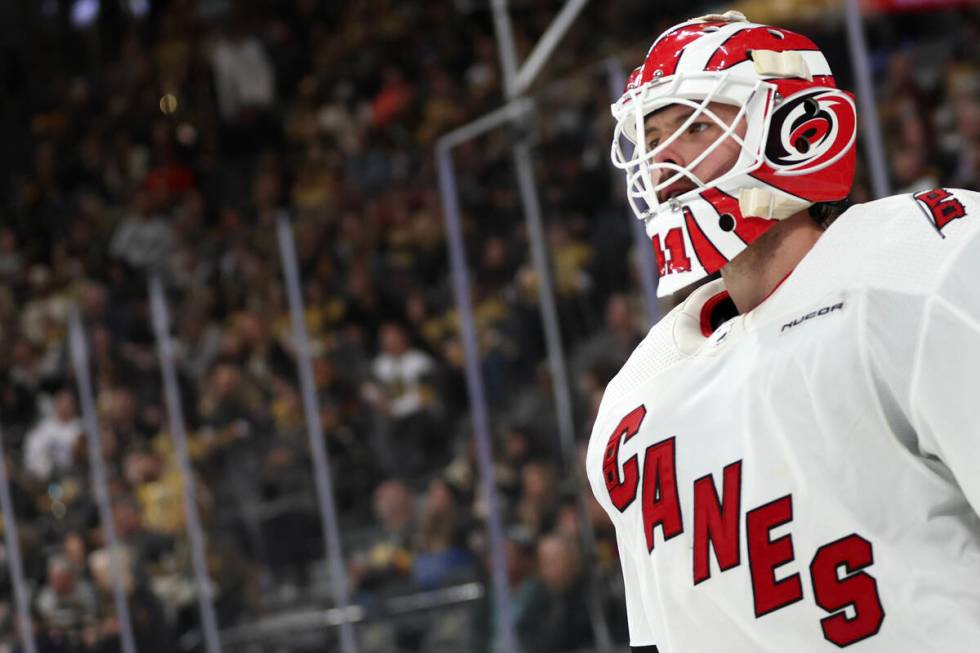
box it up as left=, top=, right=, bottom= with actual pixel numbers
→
left=0, top=418, right=38, bottom=653
left=843, top=0, right=892, bottom=198
left=511, top=131, right=615, bottom=653
left=604, top=58, right=661, bottom=325
left=489, top=1, right=613, bottom=649
left=436, top=125, right=521, bottom=653
left=490, top=0, right=520, bottom=97
left=433, top=100, right=540, bottom=653
left=68, top=307, right=138, bottom=653
left=276, top=214, right=359, bottom=653
left=148, top=275, right=223, bottom=653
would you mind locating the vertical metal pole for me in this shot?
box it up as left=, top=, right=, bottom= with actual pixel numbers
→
left=488, top=0, right=611, bottom=647
left=68, top=307, right=138, bottom=653
left=605, top=58, right=661, bottom=326
left=0, top=419, right=38, bottom=653
left=436, top=144, right=520, bottom=653
left=843, top=0, right=892, bottom=199
left=147, top=275, right=222, bottom=653
left=510, top=138, right=579, bottom=482
left=275, top=214, right=358, bottom=653
left=512, top=134, right=614, bottom=653
left=490, top=0, right=520, bottom=97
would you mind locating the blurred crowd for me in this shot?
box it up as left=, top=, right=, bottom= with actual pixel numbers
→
left=0, top=1, right=977, bottom=652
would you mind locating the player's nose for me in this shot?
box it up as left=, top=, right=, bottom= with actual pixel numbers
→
left=650, top=155, right=685, bottom=192
left=651, top=138, right=684, bottom=169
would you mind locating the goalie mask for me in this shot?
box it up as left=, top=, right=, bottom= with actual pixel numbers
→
left=611, top=11, right=857, bottom=296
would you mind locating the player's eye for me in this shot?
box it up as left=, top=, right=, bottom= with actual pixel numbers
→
left=688, top=121, right=711, bottom=135
left=646, top=121, right=710, bottom=150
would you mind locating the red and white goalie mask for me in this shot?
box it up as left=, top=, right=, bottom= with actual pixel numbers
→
left=611, top=11, right=857, bottom=296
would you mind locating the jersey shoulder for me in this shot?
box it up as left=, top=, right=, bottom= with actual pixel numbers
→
left=780, top=188, right=980, bottom=301
left=600, top=278, right=727, bottom=411
left=843, top=187, right=980, bottom=237
left=587, top=279, right=730, bottom=497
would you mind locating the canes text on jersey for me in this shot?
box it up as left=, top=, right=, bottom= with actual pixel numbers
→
left=602, top=405, right=885, bottom=648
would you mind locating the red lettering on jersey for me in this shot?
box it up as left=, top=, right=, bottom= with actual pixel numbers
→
left=603, top=433, right=886, bottom=644
left=914, top=188, right=967, bottom=232
left=693, top=461, right=742, bottom=585
left=641, top=437, right=683, bottom=552
left=652, top=228, right=692, bottom=278
left=746, top=495, right=803, bottom=617
left=809, top=534, right=885, bottom=648
left=603, top=405, right=647, bottom=512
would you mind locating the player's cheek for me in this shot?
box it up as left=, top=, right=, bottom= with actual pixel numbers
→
left=713, top=139, right=741, bottom=175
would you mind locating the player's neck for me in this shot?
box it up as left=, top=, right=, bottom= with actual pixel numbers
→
left=720, top=210, right=824, bottom=313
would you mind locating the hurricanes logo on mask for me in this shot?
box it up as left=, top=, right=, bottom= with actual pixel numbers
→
left=765, top=89, right=855, bottom=174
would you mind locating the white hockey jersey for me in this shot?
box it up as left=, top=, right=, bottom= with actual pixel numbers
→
left=586, top=188, right=980, bottom=651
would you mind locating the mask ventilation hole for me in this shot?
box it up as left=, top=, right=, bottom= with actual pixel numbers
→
left=767, top=29, right=784, bottom=39
left=718, top=213, right=736, bottom=232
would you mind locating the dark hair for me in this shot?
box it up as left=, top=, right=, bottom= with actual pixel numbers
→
left=808, top=199, right=850, bottom=229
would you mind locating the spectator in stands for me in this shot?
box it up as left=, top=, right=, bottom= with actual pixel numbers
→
left=553, top=496, right=584, bottom=540
left=211, top=17, right=275, bottom=122
left=87, top=547, right=131, bottom=643
left=515, top=460, right=561, bottom=538
left=508, top=365, right=560, bottom=451
left=320, top=395, right=381, bottom=518
left=173, top=309, right=223, bottom=384
left=342, top=262, right=399, bottom=343
left=494, top=425, right=536, bottom=504
left=88, top=547, right=173, bottom=653
left=0, top=227, right=22, bottom=284
left=945, top=93, right=980, bottom=187
left=255, top=381, right=321, bottom=591
left=198, top=362, right=269, bottom=451
left=211, top=13, right=277, bottom=157
left=349, top=480, right=416, bottom=598
left=34, top=554, right=98, bottom=645
left=23, top=388, right=82, bottom=482
left=112, top=496, right=174, bottom=574
left=124, top=447, right=185, bottom=537
left=573, top=292, right=642, bottom=386
left=892, top=144, right=940, bottom=194
left=109, top=188, right=175, bottom=271
left=412, top=476, right=475, bottom=591
left=62, top=531, right=89, bottom=579
left=524, top=534, right=594, bottom=652
left=474, top=525, right=548, bottom=653
left=100, top=386, right=156, bottom=448
left=363, top=322, right=442, bottom=475
left=4, top=338, right=42, bottom=437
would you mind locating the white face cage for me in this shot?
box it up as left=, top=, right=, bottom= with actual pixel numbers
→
left=610, top=71, right=774, bottom=223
